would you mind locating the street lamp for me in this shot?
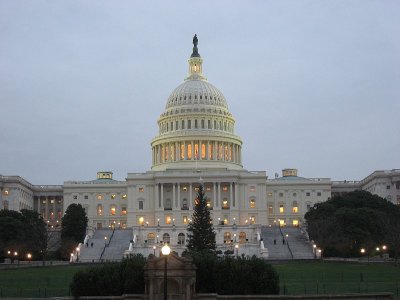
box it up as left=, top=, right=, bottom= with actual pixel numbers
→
left=161, top=243, right=171, bottom=300
left=76, top=247, right=80, bottom=262
left=27, top=253, right=32, bottom=263
left=104, top=236, right=108, bottom=246
left=235, top=244, right=239, bottom=257
left=153, top=245, right=156, bottom=256
left=313, top=244, right=317, bottom=259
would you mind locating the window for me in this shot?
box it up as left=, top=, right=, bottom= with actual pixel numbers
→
left=139, top=187, right=144, bottom=192
left=267, top=192, right=273, bottom=197
left=279, top=205, right=284, bottom=213
left=97, top=204, right=103, bottom=216
left=97, top=195, right=103, bottom=200
left=239, top=232, right=246, bottom=244
left=222, top=198, right=229, bottom=209
left=42, top=199, right=46, bottom=204
left=306, top=192, right=311, bottom=196
left=165, top=215, right=171, bottom=225
left=73, top=195, right=78, bottom=200
left=224, top=232, right=231, bottom=244
left=3, top=200, right=9, bottom=210
left=250, top=199, right=256, bottom=208
left=250, top=186, right=256, bottom=192
left=111, top=194, right=116, bottom=199
left=3, top=190, right=9, bottom=196
left=181, top=120, right=185, bottom=129
left=178, top=233, right=185, bottom=245
left=317, top=192, right=322, bottom=196
left=182, top=199, right=188, bottom=210
left=138, top=216, right=144, bottom=225
left=139, top=201, right=143, bottom=210
left=279, top=219, right=285, bottom=226
left=206, top=186, right=212, bottom=191
left=292, top=206, right=298, bottom=213
left=293, top=219, right=299, bottom=227
left=188, top=120, right=191, bottom=129
left=208, top=120, right=211, bottom=128
left=293, top=193, right=297, bottom=197
left=222, top=186, right=228, bottom=192
left=206, top=199, right=212, bottom=208
left=165, top=199, right=172, bottom=210
left=50, top=199, right=55, bottom=204
left=268, top=204, right=273, bottom=214
left=57, top=210, right=62, bottom=220
left=183, top=216, right=188, bottom=224
left=194, top=120, right=198, bottom=128
left=84, top=195, right=88, bottom=200
left=163, top=233, right=170, bottom=243
left=250, top=216, right=256, bottom=224
left=121, top=207, right=127, bottom=215
left=182, top=186, right=187, bottom=192
left=110, top=205, right=116, bottom=215
left=279, top=193, right=284, bottom=197
left=147, top=233, right=155, bottom=244
left=122, top=194, right=127, bottom=199
left=387, top=185, right=391, bottom=190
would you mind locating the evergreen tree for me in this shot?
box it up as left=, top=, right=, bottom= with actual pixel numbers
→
left=186, top=184, right=216, bottom=253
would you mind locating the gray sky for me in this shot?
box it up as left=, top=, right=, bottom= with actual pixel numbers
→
left=1, top=1, right=399, bottom=185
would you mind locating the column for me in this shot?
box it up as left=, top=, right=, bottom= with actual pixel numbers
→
left=161, top=184, right=164, bottom=209
left=213, top=183, right=217, bottom=207
left=217, top=183, right=221, bottom=208
left=45, top=196, right=49, bottom=221
left=175, top=142, right=178, bottom=161
left=191, top=141, right=194, bottom=160
left=189, top=183, right=193, bottom=210
left=173, top=183, right=176, bottom=208
left=206, top=141, right=209, bottom=160
left=177, top=183, right=181, bottom=209
left=156, top=184, right=160, bottom=208
left=230, top=183, right=233, bottom=208
left=234, top=182, right=238, bottom=208
left=199, top=140, right=203, bottom=160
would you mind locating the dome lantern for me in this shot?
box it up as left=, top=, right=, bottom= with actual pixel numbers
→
left=186, top=34, right=206, bottom=81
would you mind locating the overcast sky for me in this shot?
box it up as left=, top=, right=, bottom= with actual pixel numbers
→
left=1, top=1, right=399, bottom=185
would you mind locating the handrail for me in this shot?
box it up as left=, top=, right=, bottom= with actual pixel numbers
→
left=100, top=228, right=116, bottom=261
left=279, top=227, right=294, bottom=259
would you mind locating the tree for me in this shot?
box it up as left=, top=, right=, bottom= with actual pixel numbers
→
left=305, top=190, right=400, bottom=257
left=60, top=204, right=88, bottom=259
left=186, top=184, right=216, bottom=253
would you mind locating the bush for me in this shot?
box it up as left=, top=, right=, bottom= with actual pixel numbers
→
left=70, top=254, right=146, bottom=297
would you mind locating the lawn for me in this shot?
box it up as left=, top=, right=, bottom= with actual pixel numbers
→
left=0, top=265, right=85, bottom=298
left=0, top=261, right=399, bottom=298
left=274, top=261, right=400, bottom=298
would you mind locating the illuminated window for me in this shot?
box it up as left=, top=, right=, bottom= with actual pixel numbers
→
left=239, top=232, right=246, bottom=244
left=222, top=186, right=228, bottom=192
left=182, top=186, right=187, bottom=192
left=163, top=233, right=170, bottom=243
left=178, top=233, right=185, bottom=245
left=122, top=194, right=127, bottom=199
left=180, top=144, right=185, bottom=159
left=110, top=206, right=116, bottom=215
left=97, top=195, right=103, bottom=200
left=183, top=216, right=188, bottom=224
left=111, top=194, right=116, bottom=199
left=187, top=144, right=192, bottom=159
left=292, top=206, right=298, bottom=213
left=206, top=199, right=212, bottom=208
left=224, top=232, right=231, bottom=243
left=293, top=220, right=299, bottom=227
left=201, top=144, right=206, bottom=159
left=250, top=199, right=256, bottom=208
left=206, top=186, right=212, bottom=191
left=208, top=144, right=213, bottom=159
left=3, top=190, right=9, bottom=196
left=50, top=211, right=54, bottom=220
left=268, top=204, right=273, bottom=214
left=279, top=205, right=284, bottom=213
left=97, top=204, right=103, bottom=216
left=121, top=207, right=127, bottom=215
left=218, top=144, right=223, bottom=159
left=194, top=143, right=199, bottom=159
left=57, top=210, right=62, bottom=220
left=42, top=200, right=46, bottom=204
left=223, top=217, right=229, bottom=225
left=138, top=216, right=144, bottom=225
left=194, top=187, right=199, bottom=192
left=267, top=192, right=273, bottom=197
left=165, top=215, right=171, bottom=225
left=170, top=145, right=174, bottom=160
left=279, top=219, right=285, bottom=226
left=250, top=216, right=256, bottom=224
left=147, top=233, right=155, bottom=244
left=222, top=198, right=229, bottom=209
left=224, top=145, right=228, bottom=160
left=250, top=186, right=256, bottom=192
left=139, top=187, right=144, bottom=192
left=50, top=199, right=55, bottom=204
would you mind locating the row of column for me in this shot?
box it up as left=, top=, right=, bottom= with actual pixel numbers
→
left=37, top=196, right=62, bottom=222
left=155, top=182, right=237, bottom=210
left=152, top=141, right=242, bottom=165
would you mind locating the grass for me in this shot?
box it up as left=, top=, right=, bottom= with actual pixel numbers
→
left=0, top=265, right=85, bottom=298
left=0, top=261, right=399, bottom=298
left=274, top=261, right=400, bottom=298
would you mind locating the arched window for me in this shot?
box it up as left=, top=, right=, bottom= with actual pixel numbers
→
left=222, top=198, right=229, bottom=209
left=224, top=232, right=231, bottom=244
left=178, top=233, right=185, bottom=245
left=147, top=233, right=155, bottom=244
left=97, top=204, right=103, bottom=216
left=110, top=205, right=116, bottom=215
left=239, top=232, right=246, bottom=244
left=163, top=233, right=170, bottom=243
left=250, top=198, right=256, bottom=208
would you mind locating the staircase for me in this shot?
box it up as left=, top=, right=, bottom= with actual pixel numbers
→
left=261, top=226, right=315, bottom=260
left=78, top=228, right=131, bottom=262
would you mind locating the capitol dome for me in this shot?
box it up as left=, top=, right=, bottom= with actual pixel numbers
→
left=151, top=35, right=243, bottom=171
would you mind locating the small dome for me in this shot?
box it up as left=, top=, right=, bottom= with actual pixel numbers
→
left=165, top=79, right=228, bottom=110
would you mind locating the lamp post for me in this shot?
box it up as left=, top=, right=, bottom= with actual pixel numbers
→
left=27, top=253, right=32, bottom=263
left=235, top=244, right=239, bottom=257
left=104, top=236, right=108, bottom=246
left=76, top=247, right=80, bottom=262
left=313, top=244, right=317, bottom=259
left=161, top=243, right=171, bottom=300
left=153, top=245, right=156, bottom=256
